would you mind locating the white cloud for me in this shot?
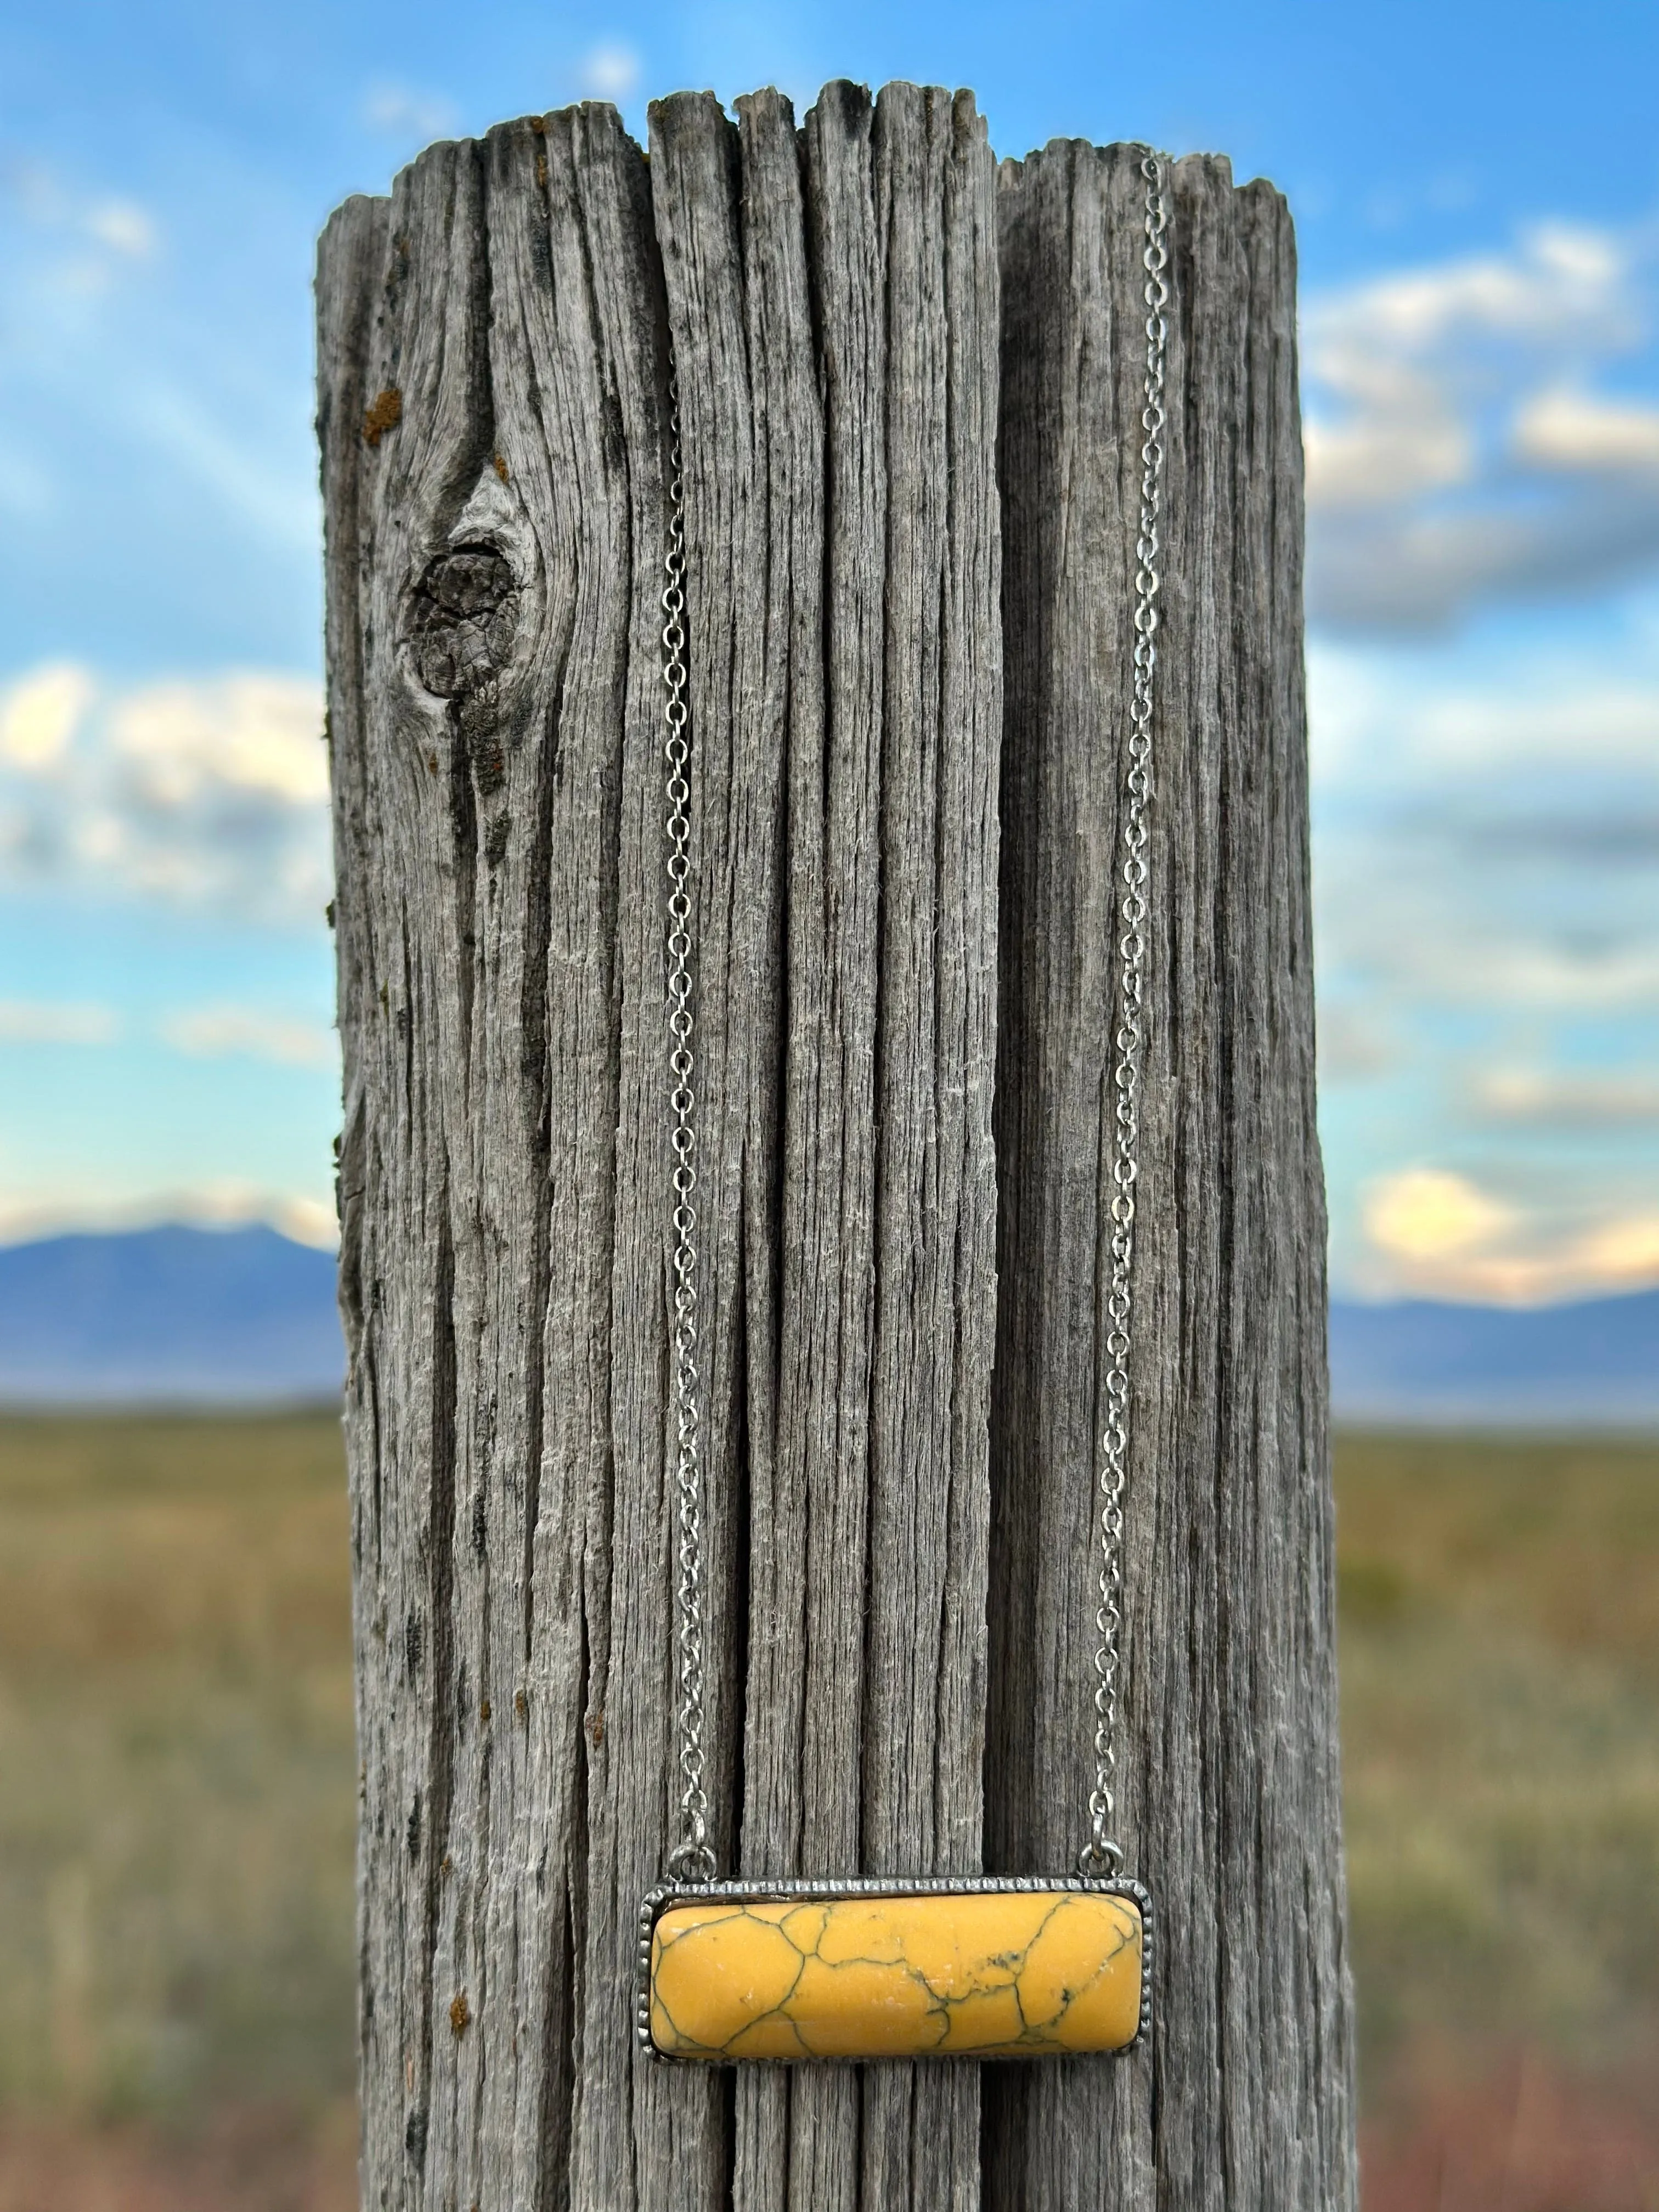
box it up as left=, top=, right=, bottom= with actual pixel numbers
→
left=161, top=1005, right=335, bottom=1067
left=83, top=199, right=156, bottom=258
left=110, top=674, right=328, bottom=807
left=578, top=44, right=641, bottom=99
left=1310, top=638, right=1659, bottom=783
left=362, top=81, right=458, bottom=141
left=0, top=1184, right=338, bottom=1251
left=1, top=161, right=162, bottom=293
left=1365, top=1167, right=1513, bottom=1262
left=1472, top=1065, right=1659, bottom=1126
left=1302, top=217, right=1659, bottom=630
left=1514, top=386, right=1659, bottom=472
left=1309, top=223, right=1632, bottom=382
left=1424, top=681, right=1659, bottom=773
left=1310, top=642, right=1659, bottom=1021
left=0, top=999, right=120, bottom=1046
left=1311, top=625, right=1659, bottom=1301
left=1359, top=1166, right=1659, bottom=1304
left=274, top=1195, right=339, bottom=1249
left=1317, top=854, right=1659, bottom=1018
left=1575, top=1213, right=1659, bottom=1289
left=1302, top=412, right=1469, bottom=509
left=0, top=663, right=92, bottom=769
left=1437, top=943, right=1659, bottom=1013
left=0, top=662, right=331, bottom=923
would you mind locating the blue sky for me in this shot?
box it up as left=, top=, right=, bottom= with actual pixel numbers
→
left=1, top=0, right=1656, bottom=1300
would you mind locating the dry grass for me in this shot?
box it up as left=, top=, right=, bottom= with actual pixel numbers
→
left=0, top=1413, right=355, bottom=2130
left=1339, top=1429, right=1659, bottom=2207
left=0, top=2106, right=356, bottom=2212
left=0, top=1412, right=1652, bottom=2207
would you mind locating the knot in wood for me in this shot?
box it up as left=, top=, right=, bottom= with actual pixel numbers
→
left=408, top=546, right=519, bottom=699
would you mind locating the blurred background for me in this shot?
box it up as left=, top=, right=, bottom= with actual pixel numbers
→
left=0, top=2, right=1654, bottom=2205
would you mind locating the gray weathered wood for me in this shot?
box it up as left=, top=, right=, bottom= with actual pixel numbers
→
left=320, top=81, right=1001, bottom=2212
left=987, top=141, right=1357, bottom=2210
left=647, top=83, right=1001, bottom=2212
left=319, top=84, right=1353, bottom=2212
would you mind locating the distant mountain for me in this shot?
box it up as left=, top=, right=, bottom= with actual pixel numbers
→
left=0, top=1224, right=342, bottom=1405
left=1329, top=1289, right=1658, bottom=1429
left=0, top=1223, right=1652, bottom=1425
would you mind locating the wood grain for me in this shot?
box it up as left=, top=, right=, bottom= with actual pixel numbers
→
left=319, top=87, right=1353, bottom=2212
left=321, top=82, right=1001, bottom=2210
left=987, top=140, right=1357, bottom=2211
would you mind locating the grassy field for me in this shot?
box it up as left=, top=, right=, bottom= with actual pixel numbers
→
left=0, top=1413, right=1652, bottom=2208
left=0, top=1413, right=356, bottom=2210
left=1338, top=1430, right=1659, bottom=2210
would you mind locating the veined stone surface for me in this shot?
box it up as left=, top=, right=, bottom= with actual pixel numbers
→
left=650, top=1892, right=1143, bottom=2061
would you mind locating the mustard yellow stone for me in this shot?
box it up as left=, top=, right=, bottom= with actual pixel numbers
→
left=649, top=1891, right=1142, bottom=2061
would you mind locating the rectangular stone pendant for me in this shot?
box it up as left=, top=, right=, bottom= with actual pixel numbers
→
left=638, top=1875, right=1150, bottom=2062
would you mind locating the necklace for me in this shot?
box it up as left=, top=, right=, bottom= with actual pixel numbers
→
left=638, top=151, right=1170, bottom=2068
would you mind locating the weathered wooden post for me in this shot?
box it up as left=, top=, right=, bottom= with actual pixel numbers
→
left=318, top=81, right=1354, bottom=2212
left=989, top=143, right=1356, bottom=2209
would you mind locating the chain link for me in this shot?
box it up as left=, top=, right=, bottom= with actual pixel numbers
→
left=1080, top=151, right=1170, bottom=1881
left=659, top=371, right=715, bottom=1886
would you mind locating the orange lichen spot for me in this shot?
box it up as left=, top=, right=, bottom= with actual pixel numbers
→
left=363, top=387, right=403, bottom=447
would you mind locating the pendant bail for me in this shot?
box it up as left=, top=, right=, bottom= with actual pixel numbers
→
left=1078, top=1835, right=1125, bottom=1879
left=668, top=1836, right=716, bottom=1886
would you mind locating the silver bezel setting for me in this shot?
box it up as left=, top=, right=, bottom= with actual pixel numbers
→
left=637, top=1872, right=1154, bottom=2062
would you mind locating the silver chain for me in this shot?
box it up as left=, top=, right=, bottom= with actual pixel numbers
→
left=659, top=371, right=715, bottom=1885
left=659, top=155, right=1170, bottom=1892
left=1080, top=151, right=1169, bottom=1880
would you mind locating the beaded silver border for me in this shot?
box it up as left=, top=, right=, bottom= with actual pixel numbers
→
left=636, top=1872, right=1153, bottom=2062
